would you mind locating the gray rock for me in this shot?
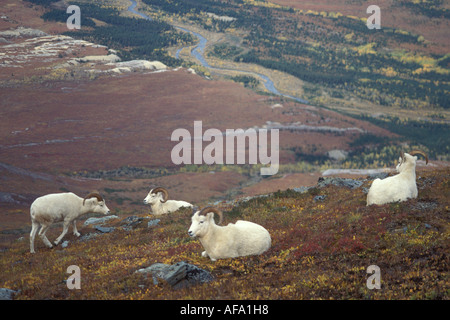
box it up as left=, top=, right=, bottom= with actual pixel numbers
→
left=61, top=240, right=69, bottom=248
left=0, top=288, right=17, bottom=300
left=314, top=195, right=327, bottom=202
left=147, top=219, right=160, bottom=228
left=317, top=177, right=363, bottom=189
left=79, top=233, right=100, bottom=242
left=136, top=261, right=214, bottom=290
left=84, top=215, right=118, bottom=226
left=0, top=27, right=47, bottom=38
left=120, top=215, right=145, bottom=231
left=413, top=201, right=438, bottom=211
left=292, top=186, right=311, bottom=193
left=368, top=172, right=389, bottom=180
left=121, top=215, right=143, bottom=225
left=95, top=226, right=115, bottom=233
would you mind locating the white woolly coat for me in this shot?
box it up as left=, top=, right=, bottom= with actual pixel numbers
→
left=199, top=221, right=272, bottom=260
left=149, top=199, right=193, bottom=216
left=189, top=211, right=271, bottom=261
left=30, top=192, right=107, bottom=223
left=366, top=154, right=419, bottom=205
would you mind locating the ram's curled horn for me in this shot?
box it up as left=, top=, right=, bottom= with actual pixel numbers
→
left=199, top=206, right=223, bottom=225
left=151, top=187, right=169, bottom=203
left=83, top=192, right=104, bottom=205
left=409, top=150, right=428, bottom=164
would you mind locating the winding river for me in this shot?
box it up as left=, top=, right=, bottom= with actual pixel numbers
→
left=127, top=0, right=308, bottom=104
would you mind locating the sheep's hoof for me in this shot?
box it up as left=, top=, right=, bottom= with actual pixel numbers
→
left=74, top=232, right=81, bottom=237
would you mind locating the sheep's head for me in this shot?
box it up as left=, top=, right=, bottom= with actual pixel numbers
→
left=83, top=192, right=110, bottom=215
left=396, top=150, right=428, bottom=173
left=188, top=207, right=223, bottom=238
left=143, top=187, right=169, bottom=205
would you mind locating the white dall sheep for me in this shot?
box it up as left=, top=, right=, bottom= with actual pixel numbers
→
left=30, top=192, right=110, bottom=253
left=367, top=150, right=428, bottom=206
left=143, top=187, right=193, bottom=216
left=188, top=207, right=271, bottom=261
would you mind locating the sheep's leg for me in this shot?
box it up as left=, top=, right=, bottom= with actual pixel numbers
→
left=54, top=220, right=70, bottom=246
left=201, top=251, right=216, bottom=261
left=30, top=221, right=40, bottom=253
left=72, top=220, right=80, bottom=237
left=39, top=224, right=53, bottom=249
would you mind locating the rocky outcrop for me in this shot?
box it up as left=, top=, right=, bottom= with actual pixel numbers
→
left=77, top=54, right=121, bottom=63
left=0, top=288, right=18, bottom=300
left=83, top=215, right=119, bottom=226
left=0, top=27, right=47, bottom=38
left=107, top=60, right=167, bottom=74
left=317, top=177, right=364, bottom=189
left=136, top=261, right=214, bottom=289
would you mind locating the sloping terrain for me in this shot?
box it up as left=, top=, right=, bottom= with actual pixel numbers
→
left=0, top=166, right=448, bottom=300
left=0, top=0, right=448, bottom=302
left=0, top=1, right=399, bottom=240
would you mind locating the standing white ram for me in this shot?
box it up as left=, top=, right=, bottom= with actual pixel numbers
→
left=366, top=150, right=428, bottom=206
left=143, top=187, right=193, bottom=215
left=30, top=192, right=110, bottom=253
left=188, top=207, right=271, bottom=261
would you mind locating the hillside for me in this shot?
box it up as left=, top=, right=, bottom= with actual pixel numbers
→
left=0, top=0, right=449, bottom=302
left=0, top=166, right=448, bottom=300
left=0, top=0, right=407, bottom=238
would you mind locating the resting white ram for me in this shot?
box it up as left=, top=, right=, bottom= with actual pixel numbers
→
left=30, top=192, right=110, bottom=253
left=366, top=150, right=428, bottom=206
left=188, top=207, right=271, bottom=261
left=143, top=187, right=193, bottom=216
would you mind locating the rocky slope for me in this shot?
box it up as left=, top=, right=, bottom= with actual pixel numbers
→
left=0, top=166, right=448, bottom=300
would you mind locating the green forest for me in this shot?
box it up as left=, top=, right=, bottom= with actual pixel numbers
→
left=26, top=0, right=194, bottom=66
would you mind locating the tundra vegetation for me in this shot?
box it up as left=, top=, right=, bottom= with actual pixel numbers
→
left=26, top=0, right=450, bottom=113
left=138, top=0, right=449, bottom=112
left=27, top=0, right=448, bottom=162
left=1, top=167, right=448, bottom=299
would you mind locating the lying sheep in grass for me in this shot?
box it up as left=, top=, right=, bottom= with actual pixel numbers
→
left=143, top=187, right=193, bottom=216
left=30, top=192, right=110, bottom=253
left=366, top=150, right=428, bottom=206
left=188, top=207, right=271, bottom=261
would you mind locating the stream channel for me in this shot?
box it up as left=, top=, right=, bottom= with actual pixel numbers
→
left=127, top=0, right=308, bottom=104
